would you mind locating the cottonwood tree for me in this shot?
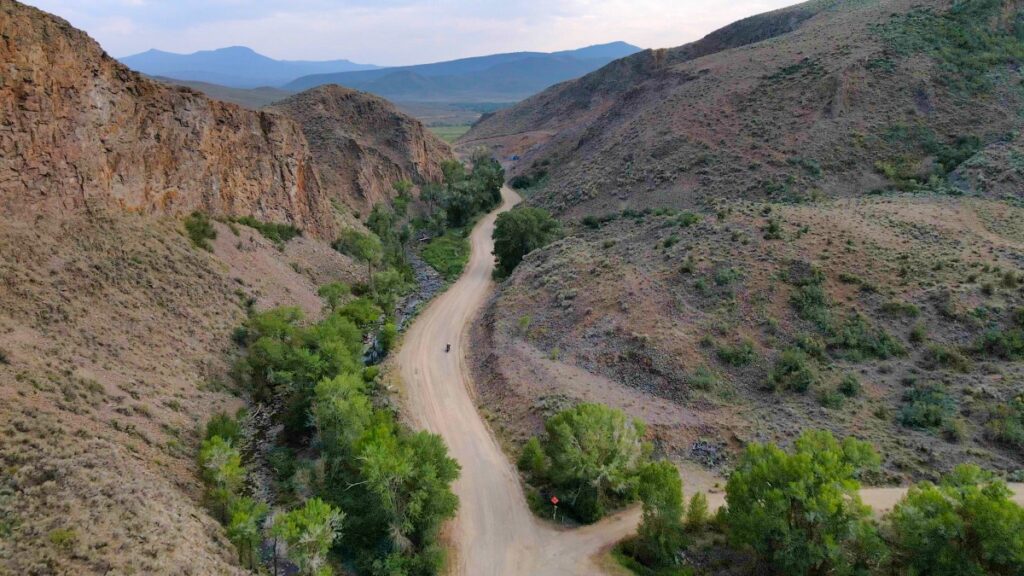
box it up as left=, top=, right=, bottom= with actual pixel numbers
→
left=723, top=430, right=885, bottom=575
left=540, top=403, right=648, bottom=522
left=492, top=207, right=561, bottom=277
left=635, top=461, right=685, bottom=567
left=227, top=496, right=268, bottom=569
left=886, top=464, right=1024, bottom=575
left=272, top=498, right=344, bottom=576
left=199, top=436, right=245, bottom=522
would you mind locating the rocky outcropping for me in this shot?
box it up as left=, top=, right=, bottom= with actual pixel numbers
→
left=0, top=0, right=337, bottom=238
left=271, top=85, right=452, bottom=214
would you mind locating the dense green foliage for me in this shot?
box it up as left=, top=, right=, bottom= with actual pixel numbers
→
left=886, top=465, right=1024, bottom=575
left=198, top=413, right=268, bottom=569
left=233, top=305, right=459, bottom=575
left=335, top=229, right=384, bottom=284
left=987, top=394, right=1024, bottom=450
left=493, top=207, right=561, bottom=277
left=723, top=430, right=884, bottom=576
left=317, top=282, right=351, bottom=312
left=421, top=230, right=470, bottom=281
left=272, top=498, right=344, bottom=576
left=635, top=461, right=686, bottom=567
left=898, top=382, right=956, bottom=430
left=233, top=307, right=364, bottom=441
left=518, top=403, right=649, bottom=523
left=767, top=347, right=818, bottom=392
left=184, top=211, right=217, bottom=251
left=232, top=215, right=302, bottom=244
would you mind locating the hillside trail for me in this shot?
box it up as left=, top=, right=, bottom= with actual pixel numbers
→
left=396, top=186, right=1024, bottom=576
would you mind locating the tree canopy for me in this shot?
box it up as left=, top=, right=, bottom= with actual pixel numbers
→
left=493, top=207, right=561, bottom=277
left=723, top=430, right=884, bottom=576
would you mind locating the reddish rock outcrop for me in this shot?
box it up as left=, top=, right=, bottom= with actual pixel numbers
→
left=0, top=0, right=337, bottom=238
left=271, top=85, right=453, bottom=215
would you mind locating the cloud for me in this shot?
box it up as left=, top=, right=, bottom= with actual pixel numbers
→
left=26, top=0, right=799, bottom=65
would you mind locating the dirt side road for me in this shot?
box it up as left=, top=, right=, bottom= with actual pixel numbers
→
left=396, top=186, right=1024, bottom=576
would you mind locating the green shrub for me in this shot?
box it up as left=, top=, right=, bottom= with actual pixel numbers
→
left=768, top=348, right=817, bottom=393
left=678, top=212, right=700, bottom=227
left=713, top=267, right=741, bottom=287
left=688, top=366, right=719, bottom=391
left=493, top=207, right=561, bottom=278
left=899, top=382, right=955, bottom=430
left=317, top=282, right=350, bottom=311
left=818, top=387, right=845, bottom=410
left=684, top=492, right=709, bottom=532
left=184, top=211, right=217, bottom=251
left=634, top=461, right=686, bottom=567
left=716, top=339, right=756, bottom=367
left=922, top=344, right=971, bottom=372
left=838, top=374, right=862, bottom=398
left=205, top=411, right=243, bottom=443
left=986, top=395, right=1024, bottom=450
left=517, top=437, right=549, bottom=478
left=829, top=313, right=905, bottom=361
left=422, top=231, right=470, bottom=281
left=880, top=300, right=920, bottom=318
left=975, top=326, right=1024, bottom=361
left=790, top=276, right=832, bottom=330
left=232, top=216, right=301, bottom=244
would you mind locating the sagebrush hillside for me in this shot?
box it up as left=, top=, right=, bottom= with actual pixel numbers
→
left=469, top=0, right=1024, bottom=485
left=475, top=196, right=1024, bottom=480
left=465, top=0, right=1024, bottom=216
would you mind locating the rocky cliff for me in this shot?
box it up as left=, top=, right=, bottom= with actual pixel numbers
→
left=271, top=85, right=452, bottom=215
left=0, top=0, right=337, bottom=238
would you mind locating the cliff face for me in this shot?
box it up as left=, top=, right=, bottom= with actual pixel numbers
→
left=271, top=85, right=453, bottom=215
left=0, top=0, right=337, bottom=238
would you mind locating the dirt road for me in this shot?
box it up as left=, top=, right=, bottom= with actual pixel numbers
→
left=396, top=185, right=1024, bottom=575
left=398, top=186, right=639, bottom=575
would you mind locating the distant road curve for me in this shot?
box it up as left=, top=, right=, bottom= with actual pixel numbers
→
left=396, top=185, right=1024, bottom=575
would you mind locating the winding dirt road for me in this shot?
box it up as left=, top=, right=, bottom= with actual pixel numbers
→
left=398, top=186, right=638, bottom=575
left=397, top=185, right=1024, bottom=575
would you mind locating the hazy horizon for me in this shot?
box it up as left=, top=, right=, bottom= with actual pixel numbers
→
left=27, top=0, right=799, bottom=66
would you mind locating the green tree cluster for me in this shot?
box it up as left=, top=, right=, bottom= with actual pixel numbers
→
left=723, top=430, right=884, bottom=576
left=518, top=403, right=648, bottom=523
left=198, top=412, right=269, bottom=570
left=492, top=206, right=561, bottom=278
left=233, top=305, right=460, bottom=575
left=649, top=429, right=1024, bottom=576
left=423, top=151, right=504, bottom=231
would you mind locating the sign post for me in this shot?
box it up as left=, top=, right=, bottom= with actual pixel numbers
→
left=550, top=495, right=559, bottom=521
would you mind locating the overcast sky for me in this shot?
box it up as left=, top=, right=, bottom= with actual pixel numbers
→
left=28, top=0, right=798, bottom=66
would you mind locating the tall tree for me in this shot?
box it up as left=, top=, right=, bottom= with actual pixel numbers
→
left=541, top=403, right=648, bottom=522
left=492, top=207, right=561, bottom=277
left=635, top=461, right=685, bottom=567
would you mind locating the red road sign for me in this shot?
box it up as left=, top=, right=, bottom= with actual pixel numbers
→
left=550, top=496, right=559, bottom=505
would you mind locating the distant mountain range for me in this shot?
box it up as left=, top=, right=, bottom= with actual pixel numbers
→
left=285, top=42, right=643, bottom=102
left=119, top=46, right=378, bottom=88
left=121, top=42, right=643, bottom=104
